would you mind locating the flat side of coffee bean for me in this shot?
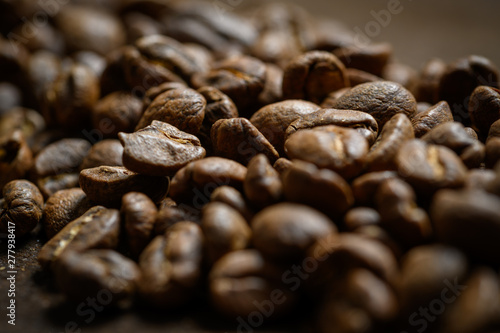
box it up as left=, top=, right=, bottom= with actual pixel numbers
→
left=79, top=166, right=169, bottom=205
left=211, top=118, right=279, bottom=165
left=43, top=188, right=93, bottom=239
left=38, top=206, right=120, bottom=269
left=431, top=189, right=500, bottom=264
left=331, top=81, right=417, bottom=128
left=120, top=120, right=206, bottom=176
left=33, top=138, right=91, bottom=179
left=250, top=100, right=320, bottom=155
left=0, top=179, right=43, bottom=237
left=251, top=203, right=337, bottom=261
left=136, top=87, right=206, bottom=134
left=282, top=51, right=349, bottom=104
left=243, top=154, right=282, bottom=209
left=365, top=113, right=415, bottom=172
left=201, top=202, right=251, bottom=263
left=80, top=139, right=124, bottom=170
left=0, top=130, right=33, bottom=189
left=54, top=249, right=140, bottom=307
left=285, top=125, right=368, bottom=179
left=122, top=192, right=158, bottom=258
left=411, top=101, right=454, bottom=138
left=282, top=160, right=353, bottom=218
left=286, top=108, right=379, bottom=146
left=139, top=222, right=203, bottom=308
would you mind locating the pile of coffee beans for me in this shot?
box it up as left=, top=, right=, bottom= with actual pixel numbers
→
left=1, top=1, right=500, bottom=332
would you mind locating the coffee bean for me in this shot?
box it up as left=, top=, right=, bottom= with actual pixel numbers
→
left=143, top=82, right=188, bottom=107
left=243, top=154, right=282, bottom=209
left=431, top=189, right=500, bottom=264
left=333, top=43, right=392, bottom=77
left=211, top=118, right=279, bottom=165
left=344, top=207, right=381, bottom=231
left=79, top=166, right=169, bottom=205
left=415, top=58, right=446, bottom=104
left=169, top=157, right=246, bottom=203
left=139, top=222, right=203, bottom=308
left=209, top=249, right=296, bottom=317
left=331, top=81, right=418, bottom=128
left=120, top=120, right=206, bottom=176
left=0, top=180, right=43, bottom=237
left=273, top=157, right=293, bottom=175
left=197, top=86, right=238, bottom=126
left=364, top=114, right=415, bottom=172
left=285, top=125, right=368, bottom=179
left=286, top=108, right=379, bottom=146
left=54, top=249, right=140, bottom=306
left=411, top=101, right=454, bottom=138
left=201, top=202, right=251, bottom=263
left=346, top=68, right=382, bottom=87
left=258, top=63, right=283, bottom=106
left=92, top=91, right=143, bottom=138
left=121, top=192, right=158, bottom=258
left=382, top=62, right=418, bottom=92
left=43, top=188, right=93, bottom=239
left=33, top=138, right=91, bottom=179
left=250, top=100, right=319, bottom=155
left=464, top=169, right=497, bottom=190
left=210, top=186, right=254, bottom=222
left=153, top=201, right=200, bottom=236
left=80, top=139, right=124, bottom=170
left=0, top=107, right=45, bottom=143
left=37, top=173, right=80, bottom=199
left=351, top=171, right=399, bottom=206
left=485, top=137, right=500, bottom=168
left=468, top=86, right=500, bottom=136
left=488, top=119, right=500, bottom=139
left=38, top=206, right=120, bottom=269
left=251, top=203, right=336, bottom=261
left=282, top=160, right=353, bottom=217
left=0, top=130, right=33, bottom=190
left=136, top=87, right=206, bottom=134
left=282, top=51, right=348, bottom=104
left=320, top=88, right=350, bottom=109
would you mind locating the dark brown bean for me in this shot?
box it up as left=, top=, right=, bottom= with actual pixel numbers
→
left=0, top=130, right=33, bottom=190
left=464, top=169, right=498, bottom=190
left=351, top=171, right=399, bottom=206
left=485, top=137, right=500, bottom=168
left=468, top=86, right=500, bottom=137
left=120, top=120, right=206, bottom=176
left=210, top=186, right=253, bottom=222
left=415, top=58, right=446, bottom=104
left=37, top=173, right=80, bottom=199
left=346, top=68, right=382, bottom=87
left=344, top=207, right=381, bottom=231
left=0, top=180, right=43, bottom=237
left=411, top=101, right=454, bottom=138
left=333, top=43, right=392, bottom=77
left=273, top=157, right=293, bottom=175
left=244, top=154, right=282, bottom=209
left=80, top=139, right=124, bottom=170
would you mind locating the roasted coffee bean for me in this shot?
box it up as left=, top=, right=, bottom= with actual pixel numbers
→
left=55, top=4, right=125, bottom=55
left=136, top=87, right=206, bottom=134
left=0, top=107, right=45, bottom=143
left=210, top=186, right=253, bottom=222
left=464, top=126, right=479, bottom=140
left=346, top=68, right=382, bottom=87
left=396, top=245, right=468, bottom=314
left=192, top=55, right=266, bottom=112
left=153, top=201, right=200, bottom=236
left=250, top=100, right=319, bottom=155
left=282, top=51, right=349, bottom=104
left=201, top=202, right=251, bottom=263
left=135, top=34, right=205, bottom=83
left=92, top=92, right=143, bottom=138
left=122, top=192, right=158, bottom=258
left=320, top=88, right=350, bottom=109
left=54, top=249, right=140, bottom=306
left=42, top=63, right=100, bottom=130
left=37, top=173, right=80, bottom=199
left=431, top=189, right=500, bottom=264
left=415, top=58, right=446, bottom=104
left=411, top=101, right=454, bottom=137
left=382, top=62, right=418, bottom=92
left=0, top=130, right=33, bottom=190
left=0, top=180, right=43, bottom=237
left=143, top=82, right=188, bottom=107
left=485, top=137, right=500, bottom=168
left=273, top=157, right=293, bottom=174
left=344, top=207, right=381, bottom=231
left=258, top=63, right=283, bottom=106
left=251, top=203, right=336, bottom=261
left=120, top=120, right=206, bottom=176
left=422, top=122, right=485, bottom=168
left=396, top=139, right=467, bottom=193
left=169, top=157, right=247, bottom=203
left=43, top=188, right=93, bottom=239
left=440, top=268, right=500, bottom=333
left=316, top=298, right=372, bottom=333
left=209, top=249, right=296, bottom=317
left=468, top=86, right=500, bottom=136
left=353, top=225, right=402, bottom=260
left=351, top=171, right=399, bottom=206
left=80, top=139, right=124, bottom=170
left=33, top=138, right=91, bottom=179
left=439, top=55, right=499, bottom=124
left=243, top=154, right=282, bottom=209
left=376, top=178, right=432, bottom=247
left=79, top=166, right=169, bottom=205
left=38, top=206, right=120, bottom=269
left=124, top=12, right=163, bottom=42
left=197, top=86, right=238, bottom=126
left=27, top=50, right=62, bottom=100
left=464, top=169, right=497, bottom=190
left=286, top=109, right=379, bottom=146
left=73, top=51, right=106, bottom=77
left=282, top=160, right=353, bottom=217
left=488, top=118, right=500, bottom=139
left=285, top=125, right=368, bottom=179
left=139, top=222, right=203, bottom=308
left=211, top=118, right=279, bottom=165
left=364, top=114, right=415, bottom=172
left=331, top=81, right=418, bottom=128
left=333, top=43, right=392, bottom=77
